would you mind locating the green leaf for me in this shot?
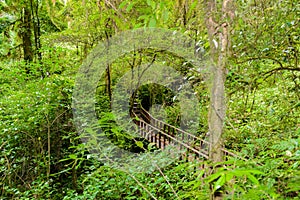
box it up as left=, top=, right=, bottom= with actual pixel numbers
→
left=126, top=2, right=136, bottom=12
left=162, top=9, right=169, bottom=22
left=138, top=15, right=149, bottom=21
left=69, top=154, right=77, bottom=159
left=190, top=1, right=198, bottom=11
left=243, top=169, right=264, bottom=175
left=147, top=143, right=156, bottom=150
left=148, top=17, right=156, bottom=28
left=206, top=171, right=223, bottom=183
left=146, top=0, right=152, bottom=6
left=214, top=174, right=226, bottom=191
left=225, top=172, right=234, bottom=182
left=134, top=116, right=140, bottom=121
left=196, top=170, right=205, bottom=179
left=146, top=0, right=156, bottom=9
left=135, top=141, right=144, bottom=148
left=247, top=173, right=260, bottom=185
left=256, top=78, right=264, bottom=83
left=119, top=1, right=127, bottom=9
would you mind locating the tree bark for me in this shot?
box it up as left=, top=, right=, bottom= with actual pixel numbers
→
left=30, top=0, right=42, bottom=61
left=205, top=0, right=234, bottom=199
left=22, top=6, right=34, bottom=64
left=106, top=64, right=112, bottom=109
left=105, top=29, right=112, bottom=109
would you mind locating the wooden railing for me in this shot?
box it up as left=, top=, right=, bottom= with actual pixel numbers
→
left=131, top=102, right=243, bottom=161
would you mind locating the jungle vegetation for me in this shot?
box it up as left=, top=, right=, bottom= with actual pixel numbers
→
left=0, top=0, right=299, bottom=199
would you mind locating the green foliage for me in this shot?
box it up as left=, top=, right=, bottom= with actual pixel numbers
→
left=0, top=0, right=299, bottom=199
left=0, top=50, right=76, bottom=198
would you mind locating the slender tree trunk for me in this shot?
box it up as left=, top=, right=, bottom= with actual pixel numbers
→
left=105, top=29, right=112, bottom=109
left=30, top=0, right=43, bottom=77
left=30, top=0, right=42, bottom=61
left=22, top=6, right=33, bottom=64
left=205, top=0, right=234, bottom=199
left=106, top=64, right=112, bottom=109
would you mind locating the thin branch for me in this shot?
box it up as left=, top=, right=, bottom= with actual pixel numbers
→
left=135, top=53, right=157, bottom=90
left=0, top=141, right=8, bottom=150
left=103, top=0, right=126, bottom=22
left=236, top=56, right=284, bottom=69
left=263, top=66, right=300, bottom=77
left=154, top=163, right=180, bottom=200
left=131, top=136, right=180, bottom=199
left=50, top=110, right=68, bottom=126
left=236, top=56, right=300, bottom=78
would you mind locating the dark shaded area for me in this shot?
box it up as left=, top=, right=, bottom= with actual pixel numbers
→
left=135, top=83, right=176, bottom=111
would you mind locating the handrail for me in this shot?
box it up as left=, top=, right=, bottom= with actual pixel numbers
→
left=140, top=106, right=211, bottom=146
left=131, top=103, right=245, bottom=161
left=138, top=119, right=209, bottom=159
left=132, top=105, right=209, bottom=158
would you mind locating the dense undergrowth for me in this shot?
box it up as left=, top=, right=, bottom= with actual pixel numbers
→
left=0, top=45, right=299, bottom=199
left=1, top=0, right=299, bottom=199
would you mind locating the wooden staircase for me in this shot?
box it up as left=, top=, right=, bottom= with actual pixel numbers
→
left=130, top=102, right=241, bottom=161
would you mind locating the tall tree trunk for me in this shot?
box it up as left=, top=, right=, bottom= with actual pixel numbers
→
left=105, top=28, right=112, bottom=109
left=30, top=0, right=42, bottom=61
left=22, top=6, right=33, bottom=64
left=106, top=64, right=112, bottom=109
left=205, top=0, right=234, bottom=198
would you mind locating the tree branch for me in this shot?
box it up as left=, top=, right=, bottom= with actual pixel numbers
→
left=236, top=56, right=300, bottom=78
left=236, top=56, right=284, bottom=69
left=263, top=66, right=300, bottom=78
